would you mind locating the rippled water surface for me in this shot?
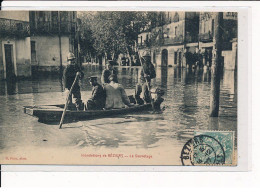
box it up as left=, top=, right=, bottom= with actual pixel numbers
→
left=0, top=65, right=237, bottom=163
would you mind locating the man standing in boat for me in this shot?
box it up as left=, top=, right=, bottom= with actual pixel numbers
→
left=86, top=76, right=106, bottom=110
left=101, top=60, right=118, bottom=84
left=135, top=51, right=156, bottom=104
left=63, top=52, right=84, bottom=111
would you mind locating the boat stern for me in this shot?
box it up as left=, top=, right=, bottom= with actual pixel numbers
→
left=23, top=106, right=35, bottom=116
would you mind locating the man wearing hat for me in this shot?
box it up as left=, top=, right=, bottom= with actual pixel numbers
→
left=101, top=60, right=118, bottom=84
left=86, top=76, right=106, bottom=110
left=135, top=50, right=156, bottom=104
left=63, top=52, right=84, bottom=110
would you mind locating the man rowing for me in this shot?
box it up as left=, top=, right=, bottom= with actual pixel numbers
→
left=63, top=52, right=84, bottom=111
left=135, top=51, right=156, bottom=105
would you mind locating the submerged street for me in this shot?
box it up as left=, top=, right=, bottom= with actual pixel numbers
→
left=0, top=65, right=237, bottom=164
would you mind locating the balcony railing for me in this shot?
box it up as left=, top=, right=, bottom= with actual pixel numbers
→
left=185, top=34, right=198, bottom=43
left=163, top=35, right=184, bottom=45
left=30, top=21, right=76, bottom=35
left=199, top=32, right=213, bottom=42
left=0, top=18, right=30, bottom=37
left=138, top=35, right=185, bottom=48
left=137, top=41, right=151, bottom=49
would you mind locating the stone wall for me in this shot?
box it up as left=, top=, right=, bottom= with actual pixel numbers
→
left=0, top=11, right=29, bottom=21
left=16, top=37, right=31, bottom=77
left=222, top=41, right=237, bottom=71
left=30, top=35, right=70, bottom=73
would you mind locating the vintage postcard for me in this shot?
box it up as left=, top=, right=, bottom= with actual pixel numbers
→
left=0, top=10, right=239, bottom=166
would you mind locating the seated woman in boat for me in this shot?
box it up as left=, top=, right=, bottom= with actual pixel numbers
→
left=86, top=76, right=106, bottom=110
left=104, top=75, right=132, bottom=109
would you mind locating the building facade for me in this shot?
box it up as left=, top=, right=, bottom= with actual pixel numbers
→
left=198, top=12, right=237, bottom=70
left=138, top=12, right=200, bottom=68
left=0, top=11, right=79, bottom=80
left=0, top=11, right=31, bottom=80
left=29, top=11, right=78, bottom=74
left=137, top=11, right=237, bottom=70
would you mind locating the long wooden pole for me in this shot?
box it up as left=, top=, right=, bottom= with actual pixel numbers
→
left=209, top=12, right=223, bottom=117
left=59, top=73, right=79, bottom=129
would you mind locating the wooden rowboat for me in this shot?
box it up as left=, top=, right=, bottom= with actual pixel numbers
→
left=23, top=103, right=153, bottom=123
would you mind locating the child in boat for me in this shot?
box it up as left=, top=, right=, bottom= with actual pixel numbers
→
left=86, top=76, right=106, bottom=110
left=104, top=75, right=132, bottom=109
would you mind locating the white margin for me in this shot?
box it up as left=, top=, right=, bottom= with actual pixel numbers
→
left=0, top=1, right=251, bottom=173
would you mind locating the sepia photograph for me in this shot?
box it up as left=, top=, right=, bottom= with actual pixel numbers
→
left=0, top=10, right=237, bottom=165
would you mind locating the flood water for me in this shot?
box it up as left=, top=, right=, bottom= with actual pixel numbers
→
left=0, top=65, right=237, bottom=165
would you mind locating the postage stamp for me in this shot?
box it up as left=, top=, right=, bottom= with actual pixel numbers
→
left=181, top=131, right=235, bottom=166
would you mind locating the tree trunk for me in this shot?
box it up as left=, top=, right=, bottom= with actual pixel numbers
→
left=126, top=47, right=132, bottom=66
left=112, top=53, right=114, bottom=61
left=209, top=12, right=223, bottom=117
left=104, top=52, right=108, bottom=65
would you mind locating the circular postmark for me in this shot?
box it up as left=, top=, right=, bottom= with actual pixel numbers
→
left=180, top=135, right=225, bottom=166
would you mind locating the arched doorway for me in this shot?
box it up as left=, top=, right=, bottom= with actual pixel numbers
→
left=161, top=49, right=168, bottom=88
left=161, top=49, right=168, bottom=67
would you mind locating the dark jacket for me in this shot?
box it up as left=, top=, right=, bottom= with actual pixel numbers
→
left=101, top=68, right=118, bottom=84
left=63, top=65, right=82, bottom=90
left=90, top=83, right=106, bottom=108
left=139, top=58, right=156, bottom=83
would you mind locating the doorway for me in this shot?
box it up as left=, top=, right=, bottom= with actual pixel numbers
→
left=31, top=41, right=37, bottom=63
left=174, top=52, right=177, bottom=65
left=178, top=52, right=182, bottom=67
left=161, top=49, right=168, bottom=88
left=4, top=44, right=16, bottom=81
left=161, top=49, right=168, bottom=67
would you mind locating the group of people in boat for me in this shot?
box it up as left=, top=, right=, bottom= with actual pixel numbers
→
left=63, top=51, right=163, bottom=111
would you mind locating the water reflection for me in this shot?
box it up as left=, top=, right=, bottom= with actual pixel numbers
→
left=0, top=65, right=237, bottom=152
left=161, top=66, right=168, bottom=89
left=222, top=70, right=236, bottom=100
left=202, top=69, right=211, bottom=82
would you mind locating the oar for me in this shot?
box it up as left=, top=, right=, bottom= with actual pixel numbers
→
left=137, top=50, right=155, bottom=110
left=59, top=73, right=80, bottom=129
